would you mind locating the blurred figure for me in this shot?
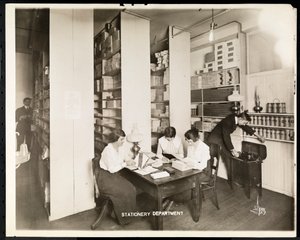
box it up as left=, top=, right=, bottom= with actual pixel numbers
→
left=16, top=97, right=33, bottom=151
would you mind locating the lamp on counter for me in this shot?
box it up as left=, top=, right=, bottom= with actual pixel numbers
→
left=228, top=85, right=244, bottom=114
left=209, top=9, right=217, bottom=42
left=127, top=124, right=143, bottom=160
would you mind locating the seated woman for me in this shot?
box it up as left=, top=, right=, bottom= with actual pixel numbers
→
left=167, top=128, right=212, bottom=205
left=184, top=128, right=211, bottom=182
left=156, top=126, right=184, bottom=160
left=97, top=129, right=136, bottom=225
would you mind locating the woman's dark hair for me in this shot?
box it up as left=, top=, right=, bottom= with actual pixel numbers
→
left=237, top=110, right=251, bottom=122
left=184, top=128, right=199, bottom=142
left=108, top=129, right=126, bottom=143
left=164, top=126, right=176, bottom=138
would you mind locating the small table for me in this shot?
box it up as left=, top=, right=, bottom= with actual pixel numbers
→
left=122, top=164, right=202, bottom=230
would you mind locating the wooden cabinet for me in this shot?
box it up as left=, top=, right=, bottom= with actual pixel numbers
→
left=190, top=22, right=246, bottom=141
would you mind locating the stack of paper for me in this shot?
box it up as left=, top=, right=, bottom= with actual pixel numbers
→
left=150, top=171, right=170, bottom=179
left=134, top=166, right=159, bottom=176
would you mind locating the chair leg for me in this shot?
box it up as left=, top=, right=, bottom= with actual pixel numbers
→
left=91, top=199, right=109, bottom=230
left=213, top=189, right=220, bottom=210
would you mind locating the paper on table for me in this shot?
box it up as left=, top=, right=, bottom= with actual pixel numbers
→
left=150, top=171, right=170, bottom=179
left=134, top=166, right=159, bottom=175
left=126, top=165, right=138, bottom=170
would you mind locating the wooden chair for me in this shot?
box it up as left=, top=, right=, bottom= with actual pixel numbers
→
left=200, top=143, right=220, bottom=210
left=90, top=156, right=112, bottom=230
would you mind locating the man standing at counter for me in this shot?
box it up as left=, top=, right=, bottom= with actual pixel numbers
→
left=207, top=110, right=265, bottom=188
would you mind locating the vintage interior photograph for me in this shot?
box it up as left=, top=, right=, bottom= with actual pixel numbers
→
left=6, top=3, right=296, bottom=237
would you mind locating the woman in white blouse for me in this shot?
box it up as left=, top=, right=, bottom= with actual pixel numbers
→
left=97, top=129, right=136, bottom=225
left=184, top=128, right=211, bottom=181
left=156, top=127, right=184, bottom=159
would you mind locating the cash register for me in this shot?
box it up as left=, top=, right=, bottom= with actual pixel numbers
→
left=231, top=141, right=267, bottom=199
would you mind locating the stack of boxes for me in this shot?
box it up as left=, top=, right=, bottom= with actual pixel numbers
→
left=214, top=38, right=240, bottom=71
left=197, top=38, right=240, bottom=73
left=153, top=50, right=169, bottom=70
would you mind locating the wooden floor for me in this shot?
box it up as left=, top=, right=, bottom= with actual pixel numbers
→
left=15, top=143, right=295, bottom=234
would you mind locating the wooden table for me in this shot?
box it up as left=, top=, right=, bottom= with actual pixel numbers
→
left=122, top=165, right=202, bottom=230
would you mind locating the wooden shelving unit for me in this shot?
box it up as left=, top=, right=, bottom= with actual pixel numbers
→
left=150, top=39, right=170, bottom=152
left=94, top=14, right=122, bottom=155
left=190, top=26, right=246, bottom=141
left=244, top=112, right=295, bottom=143
left=33, top=48, right=50, bottom=216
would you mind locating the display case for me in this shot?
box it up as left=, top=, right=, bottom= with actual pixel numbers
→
left=244, top=113, right=294, bottom=143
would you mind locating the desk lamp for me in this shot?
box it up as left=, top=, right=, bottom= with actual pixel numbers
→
left=228, top=85, right=244, bottom=114
left=127, top=125, right=143, bottom=160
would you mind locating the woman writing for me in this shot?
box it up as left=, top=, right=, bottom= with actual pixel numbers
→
left=97, top=129, right=136, bottom=225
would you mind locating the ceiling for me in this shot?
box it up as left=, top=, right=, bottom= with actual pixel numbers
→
left=94, top=8, right=228, bottom=42
left=15, top=7, right=261, bottom=54
left=16, top=8, right=49, bottom=53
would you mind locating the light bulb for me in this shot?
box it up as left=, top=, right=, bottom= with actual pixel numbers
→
left=209, top=29, right=214, bottom=42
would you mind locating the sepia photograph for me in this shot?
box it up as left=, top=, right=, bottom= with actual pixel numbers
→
left=5, top=3, right=297, bottom=237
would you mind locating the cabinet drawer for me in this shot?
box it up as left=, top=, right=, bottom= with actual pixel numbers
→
left=203, top=86, right=237, bottom=102
left=203, top=102, right=235, bottom=116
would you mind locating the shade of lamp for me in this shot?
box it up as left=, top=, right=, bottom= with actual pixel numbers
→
left=127, top=124, right=143, bottom=159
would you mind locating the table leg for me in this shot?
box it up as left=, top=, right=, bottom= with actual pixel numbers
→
left=192, top=176, right=200, bottom=222
left=154, top=189, right=163, bottom=230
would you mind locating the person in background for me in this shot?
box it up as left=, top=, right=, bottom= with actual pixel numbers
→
left=207, top=110, right=265, bottom=187
left=97, top=129, right=136, bottom=225
left=157, top=126, right=184, bottom=160
left=16, top=97, right=33, bottom=151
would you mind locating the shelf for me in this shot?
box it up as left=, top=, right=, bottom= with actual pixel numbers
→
left=248, top=124, right=294, bottom=130
left=151, top=84, right=168, bottom=89
left=94, top=115, right=122, bottom=120
left=151, top=131, right=164, bottom=135
left=249, top=112, right=294, bottom=116
left=103, top=97, right=121, bottom=101
left=191, top=101, right=237, bottom=104
left=244, top=135, right=294, bottom=144
left=192, top=84, right=240, bottom=90
left=101, top=87, right=121, bottom=92
left=102, top=68, right=121, bottom=77
left=151, top=100, right=169, bottom=104
left=151, top=67, right=168, bottom=76
left=94, top=123, right=120, bottom=130
left=94, top=107, right=121, bottom=110
left=151, top=115, right=169, bottom=119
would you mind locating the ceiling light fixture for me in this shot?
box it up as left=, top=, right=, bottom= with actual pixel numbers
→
left=209, top=9, right=217, bottom=42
